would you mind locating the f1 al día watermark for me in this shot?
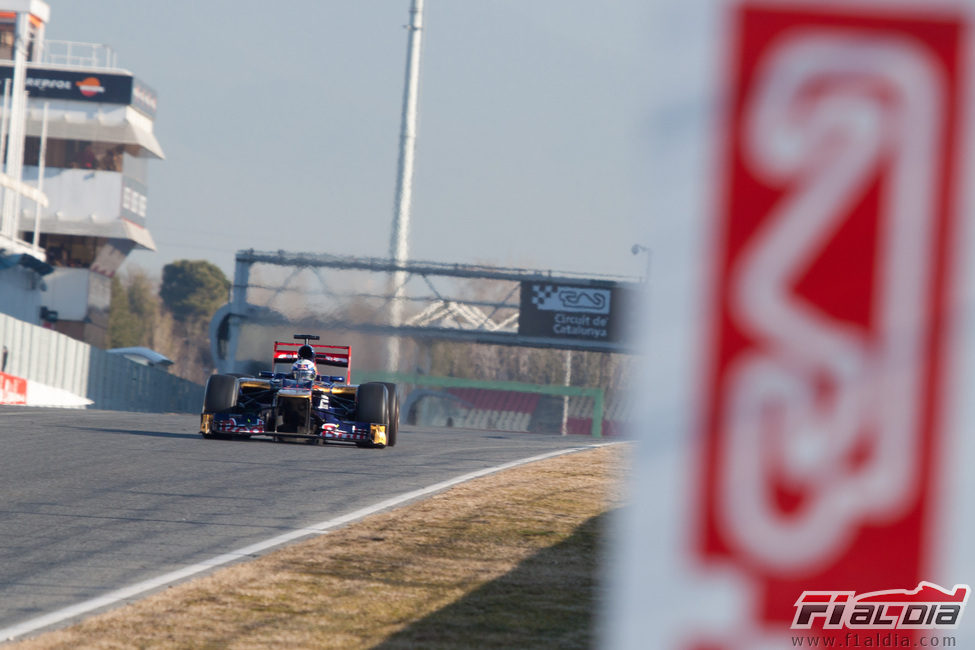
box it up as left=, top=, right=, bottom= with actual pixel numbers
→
left=790, top=632, right=957, bottom=647
left=789, top=582, right=968, bottom=647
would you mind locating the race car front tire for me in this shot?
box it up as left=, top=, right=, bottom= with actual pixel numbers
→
left=203, top=374, right=239, bottom=413
left=355, top=383, right=389, bottom=447
left=379, top=382, right=399, bottom=447
left=201, top=375, right=240, bottom=438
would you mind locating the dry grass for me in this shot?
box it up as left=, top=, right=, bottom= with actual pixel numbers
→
left=11, top=445, right=624, bottom=649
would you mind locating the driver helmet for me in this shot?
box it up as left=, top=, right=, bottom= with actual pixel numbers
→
left=292, top=358, right=317, bottom=382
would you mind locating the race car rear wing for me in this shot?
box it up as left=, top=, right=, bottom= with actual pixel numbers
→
left=273, top=337, right=351, bottom=383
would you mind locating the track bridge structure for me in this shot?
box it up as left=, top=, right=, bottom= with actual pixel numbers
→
left=210, top=249, right=640, bottom=375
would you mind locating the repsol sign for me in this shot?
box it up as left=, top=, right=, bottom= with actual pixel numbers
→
left=0, top=64, right=134, bottom=105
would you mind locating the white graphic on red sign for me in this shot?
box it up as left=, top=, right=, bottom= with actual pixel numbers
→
left=693, top=4, right=964, bottom=647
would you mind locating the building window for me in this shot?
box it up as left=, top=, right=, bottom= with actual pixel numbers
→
left=24, top=138, right=127, bottom=172
left=40, top=234, right=101, bottom=268
left=0, top=23, right=13, bottom=61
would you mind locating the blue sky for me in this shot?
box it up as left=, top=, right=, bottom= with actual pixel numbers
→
left=45, top=1, right=652, bottom=281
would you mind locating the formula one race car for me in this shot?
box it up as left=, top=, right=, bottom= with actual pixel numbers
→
left=199, top=334, right=398, bottom=447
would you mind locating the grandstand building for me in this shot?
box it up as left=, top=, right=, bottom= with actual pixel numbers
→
left=0, top=0, right=162, bottom=346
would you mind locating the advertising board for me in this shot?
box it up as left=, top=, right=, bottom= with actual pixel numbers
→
left=0, top=371, right=26, bottom=404
left=605, top=2, right=975, bottom=649
left=0, top=65, right=156, bottom=117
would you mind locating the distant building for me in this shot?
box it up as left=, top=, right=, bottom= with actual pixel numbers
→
left=0, top=0, right=162, bottom=346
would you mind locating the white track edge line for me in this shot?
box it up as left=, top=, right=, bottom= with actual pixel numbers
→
left=1, top=442, right=617, bottom=642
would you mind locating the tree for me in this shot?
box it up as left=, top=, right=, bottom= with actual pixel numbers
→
left=159, top=260, right=230, bottom=322
left=107, top=276, right=140, bottom=348
left=108, top=269, right=166, bottom=349
left=126, top=269, right=157, bottom=345
left=104, top=265, right=225, bottom=384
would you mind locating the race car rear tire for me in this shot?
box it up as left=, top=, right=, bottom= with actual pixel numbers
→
left=355, top=383, right=389, bottom=447
left=203, top=374, right=239, bottom=413
left=379, top=382, right=399, bottom=447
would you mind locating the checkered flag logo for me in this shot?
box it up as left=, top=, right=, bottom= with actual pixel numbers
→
left=531, top=284, right=557, bottom=307
left=529, top=284, right=612, bottom=314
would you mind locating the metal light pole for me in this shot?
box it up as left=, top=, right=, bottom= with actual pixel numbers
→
left=0, top=13, right=28, bottom=241
left=31, top=101, right=48, bottom=252
left=386, top=0, right=425, bottom=373
left=560, top=350, right=573, bottom=436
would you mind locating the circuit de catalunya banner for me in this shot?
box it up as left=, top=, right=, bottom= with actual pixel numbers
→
left=0, top=371, right=26, bottom=405
left=605, top=1, right=975, bottom=649
left=518, top=280, right=634, bottom=345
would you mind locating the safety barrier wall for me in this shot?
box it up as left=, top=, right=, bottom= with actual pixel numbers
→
left=0, top=312, right=203, bottom=412
left=354, top=370, right=615, bottom=438
left=0, top=312, right=89, bottom=396
left=85, top=350, right=203, bottom=412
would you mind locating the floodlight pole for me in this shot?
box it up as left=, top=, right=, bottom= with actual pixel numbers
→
left=387, top=0, right=425, bottom=372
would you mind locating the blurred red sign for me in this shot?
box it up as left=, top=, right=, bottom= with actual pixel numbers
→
left=0, top=371, right=26, bottom=405
left=698, top=3, right=965, bottom=646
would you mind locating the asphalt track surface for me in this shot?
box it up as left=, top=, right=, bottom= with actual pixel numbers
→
left=0, top=407, right=604, bottom=639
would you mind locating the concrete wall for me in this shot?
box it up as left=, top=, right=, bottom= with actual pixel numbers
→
left=0, top=312, right=202, bottom=412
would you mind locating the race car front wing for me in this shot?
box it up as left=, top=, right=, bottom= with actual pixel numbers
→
left=210, top=413, right=387, bottom=445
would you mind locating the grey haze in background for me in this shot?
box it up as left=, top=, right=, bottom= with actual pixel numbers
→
left=43, top=1, right=653, bottom=280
